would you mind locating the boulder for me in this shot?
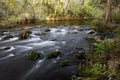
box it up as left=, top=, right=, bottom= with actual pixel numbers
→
left=18, top=29, right=31, bottom=39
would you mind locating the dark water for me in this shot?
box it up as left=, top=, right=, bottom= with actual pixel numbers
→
left=0, top=21, right=96, bottom=80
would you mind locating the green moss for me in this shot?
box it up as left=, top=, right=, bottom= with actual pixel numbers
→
left=60, top=60, right=74, bottom=67
left=26, top=51, right=40, bottom=60
left=47, top=50, right=61, bottom=59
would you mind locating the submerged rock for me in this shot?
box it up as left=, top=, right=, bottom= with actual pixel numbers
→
left=2, top=34, right=13, bottom=40
left=47, top=50, right=61, bottom=59
left=86, top=30, right=96, bottom=35
left=0, top=46, right=11, bottom=50
left=44, top=28, right=50, bottom=32
left=26, top=50, right=40, bottom=60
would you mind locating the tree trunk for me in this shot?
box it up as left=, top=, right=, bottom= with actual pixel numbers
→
left=103, top=0, right=112, bottom=27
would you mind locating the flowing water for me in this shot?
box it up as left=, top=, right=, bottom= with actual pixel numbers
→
left=0, top=22, right=96, bottom=80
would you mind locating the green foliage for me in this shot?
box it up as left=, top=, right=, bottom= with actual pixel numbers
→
left=104, top=39, right=115, bottom=50
left=75, top=50, right=86, bottom=59
left=80, top=63, right=108, bottom=77
left=67, top=1, right=83, bottom=18
left=114, top=27, right=120, bottom=37
left=92, top=42, right=105, bottom=55
left=112, top=13, right=120, bottom=24
left=47, top=50, right=61, bottom=59
left=26, top=50, right=40, bottom=60
left=92, top=39, right=115, bottom=55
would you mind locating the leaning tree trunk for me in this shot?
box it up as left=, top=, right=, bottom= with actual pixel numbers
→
left=103, top=0, right=112, bottom=27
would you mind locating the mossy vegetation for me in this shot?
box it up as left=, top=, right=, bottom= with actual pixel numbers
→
left=79, top=63, right=107, bottom=78
left=26, top=50, right=40, bottom=60
left=47, top=50, right=61, bottom=59
left=72, top=27, right=120, bottom=80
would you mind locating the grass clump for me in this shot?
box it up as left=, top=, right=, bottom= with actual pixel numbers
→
left=26, top=50, right=40, bottom=60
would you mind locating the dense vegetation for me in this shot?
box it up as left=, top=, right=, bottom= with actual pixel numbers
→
left=0, top=0, right=120, bottom=27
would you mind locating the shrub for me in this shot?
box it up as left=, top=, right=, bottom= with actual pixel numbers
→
left=47, top=50, right=61, bottom=59
left=26, top=51, right=40, bottom=60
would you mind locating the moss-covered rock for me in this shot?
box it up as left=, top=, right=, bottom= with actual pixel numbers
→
left=18, top=29, right=31, bottom=39
left=60, top=60, right=74, bottom=67
left=26, top=50, right=40, bottom=60
left=47, top=50, right=61, bottom=59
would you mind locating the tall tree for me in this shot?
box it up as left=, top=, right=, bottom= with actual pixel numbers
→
left=103, top=0, right=112, bottom=26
